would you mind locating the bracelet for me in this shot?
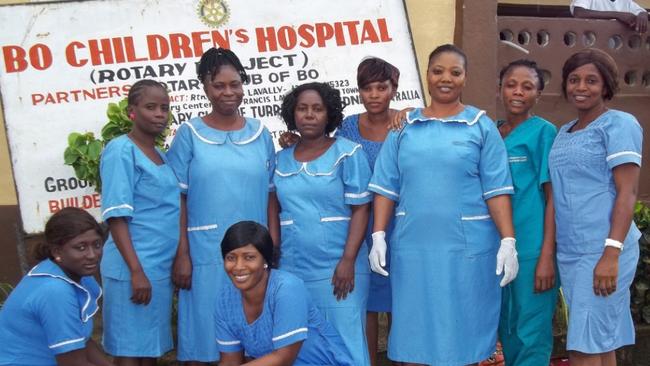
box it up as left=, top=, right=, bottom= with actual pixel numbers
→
left=604, top=238, right=624, bottom=251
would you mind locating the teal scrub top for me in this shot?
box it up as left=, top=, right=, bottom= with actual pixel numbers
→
left=499, top=116, right=557, bottom=260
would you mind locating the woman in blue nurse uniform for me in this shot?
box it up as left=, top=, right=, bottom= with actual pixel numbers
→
left=216, top=221, right=354, bottom=366
left=166, top=47, right=276, bottom=365
left=549, top=48, right=642, bottom=366
left=369, top=44, right=518, bottom=365
left=0, top=207, right=110, bottom=366
left=270, top=82, right=372, bottom=366
left=100, top=79, right=180, bottom=365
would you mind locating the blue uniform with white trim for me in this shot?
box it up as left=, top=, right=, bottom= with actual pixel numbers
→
left=100, top=134, right=180, bottom=357
left=369, top=106, right=513, bottom=365
left=336, top=114, right=393, bottom=312
left=0, top=260, right=101, bottom=366
left=273, top=136, right=372, bottom=366
left=549, top=109, right=642, bottom=353
left=167, top=116, right=275, bottom=362
left=215, top=270, right=354, bottom=365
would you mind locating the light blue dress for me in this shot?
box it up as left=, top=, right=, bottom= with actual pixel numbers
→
left=273, top=136, right=372, bottom=366
left=549, top=109, right=642, bottom=353
left=0, top=260, right=101, bottom=366
left=497, top=116, right=558, bottom=366
left=369, top=106, right=513, bottom=365
left=336, top=114, right=393, bottom=312
left=100, top=134, right=180, bottom=357
left=215, top=270, right=354, bottom=366
left=167, top=116, right=275, bottom=362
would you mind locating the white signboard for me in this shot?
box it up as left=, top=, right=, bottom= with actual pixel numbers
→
left=0, top=0, right=424, bottom=233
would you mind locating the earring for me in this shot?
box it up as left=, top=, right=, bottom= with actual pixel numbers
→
left=55, top=257, right=62, bottom=262
left=263, top=263, right=268, bottom=269
left=129, top=112, right=135, bottom=120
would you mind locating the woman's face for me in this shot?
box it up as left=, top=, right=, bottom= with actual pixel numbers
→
left=500, top=66, right=540, bottom=117
left=359, top=80, right=395, bottom=115
left=294, top=89, right=328, bottom=139
left=129, top=87, right=170, bottom=137
left=427, top=52, right=466, bottom=104
left=224, top=244, right=268, bottom=292
left=203, top=64, right=244, bottom=116
left=565, top=63, right=606, bottom=113
left=51, top=229, right=103, bottom=282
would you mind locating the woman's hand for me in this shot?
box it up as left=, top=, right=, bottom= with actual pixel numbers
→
left=279, top=131, right=300, bottom=148
left=130, top=270, right=152, bottom=305
left=387, top=107, right=414, bottom=130
left=172, top=250, right=192, bottom=290
left=332, top=257, right=355, bottom=301
left=534, top=250, right=556, bottom=293
left=593, top=247, right=620, bottom=296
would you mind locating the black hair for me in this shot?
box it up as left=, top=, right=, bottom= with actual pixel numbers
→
left=221, top=221, right=274, bottom=268
left=33, top=207, right=106, bottom=261
left=428, top=44, right=468, bottom=71
left=197, top=47, right=249, bottom=84
left=280, top=82, right=344, bottom=134
left=127, top=79, right=168, bottom=106
left=357, top=57, right=400, bottom=89
left=561, top=48, right=619, bottom=100
left=499, top=59, right=545, bottom=91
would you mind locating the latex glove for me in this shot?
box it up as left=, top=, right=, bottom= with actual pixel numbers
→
left=496, top=237, right=518, bottom=287
left=369, top=231, right=388, bottom=276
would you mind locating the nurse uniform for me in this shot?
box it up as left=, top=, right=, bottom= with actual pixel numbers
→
left=273, top=136, right=372, bottom=366
left=369, top=106, right=513, bottom=365
left=549, top=109, right=642, bottom=353
left=167, top=116, right=275, bottom=362
left=215, top=270, right=354, bottom=365
left=100, top=134, right=180, bottom=357
left=0, top=260, right=101, bottom=366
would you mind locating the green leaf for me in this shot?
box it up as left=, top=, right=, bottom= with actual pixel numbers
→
left=87, top=140, right=102, bottom=160
left=67, top=132, right=81, bottom=146
left=63, top=147, right=80, bottom=165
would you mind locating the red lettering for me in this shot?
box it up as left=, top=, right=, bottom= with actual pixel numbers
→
left=124, top=37, right=147, bottom=62
left=169, top=33, right=193, bottom=58
left=360, top=20, right=380, bottom=43
left=191, top=31, right=211, bottom=55
left=298, top=25, right=315, bottom=48
left=28, top=44, right=52, bottom=70
left=277, top=26, right=297, bottom=51
left=255, top=27, right=277, bottom=52
left=147, top=34, right=169, bottom=60
left=65, top=41, right=87, bottom=67
left=315, top=23, right=334, bottom=47
left=89, top=39, right=114, bottom=65
left=2, top=45, right=27, bottom=73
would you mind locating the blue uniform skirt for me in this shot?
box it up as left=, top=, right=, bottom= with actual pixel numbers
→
left=304, top=274, right=370, bottom=366
left=557, top=244, right=639, bottom=353
left=177, top=263, right=226, bottom=362
left=102, top=276, right=173, bottom=357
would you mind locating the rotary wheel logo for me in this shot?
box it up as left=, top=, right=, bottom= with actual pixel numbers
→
left=197, top=0, right=230, bottom=28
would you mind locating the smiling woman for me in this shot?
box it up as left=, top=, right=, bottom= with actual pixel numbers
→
left=0, top=207, right=111, bottom=366
left=216, top=221, right=354, bottom=366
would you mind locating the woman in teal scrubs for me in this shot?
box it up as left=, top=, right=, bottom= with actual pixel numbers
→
left=496, top=59, right=559, bottom=366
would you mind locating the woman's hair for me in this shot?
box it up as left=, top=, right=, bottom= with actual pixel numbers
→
left=197, top=47, right=249, bottom=84
left=499, top=59, right=545, bottom=91
left=428, top=44, right=467, bottom=70
left=127, top=79, right=168, bottom=106
left=280, top=82, right=344, bottom=134
left=221, top=221, right=275, bottom=268
left=33, top=207, right=106, bottom=261
left=357, top=57, right=400, bottom=89
left=561, top=48, right=619, bottom=100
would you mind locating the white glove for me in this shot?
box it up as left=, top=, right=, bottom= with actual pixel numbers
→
left=496, top=237, right=518, bottom=287
left=369, top=231, right=389, bottom=276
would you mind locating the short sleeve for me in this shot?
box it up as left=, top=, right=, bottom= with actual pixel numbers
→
left=264, top=129, right=277, bottom=192
left=270, top=275, right=309, bottom=350
left=342, top=146, right=372, bottom=205
left=570, top=0, right=591, bottom=14
left=167, top=123, right=194, bottom=194
left=100, top=140, right=135, bottom=220
left=368, top=130, right=401, bottom=201
left=535, top=122, right=558, bottom=188
left=603, top=114, right=643, bottom=169
left=479, top=117, right=514, bottom=199
left=36, top=283, right=88, bottom=355
left=214, top=298, right=243, bottom=353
